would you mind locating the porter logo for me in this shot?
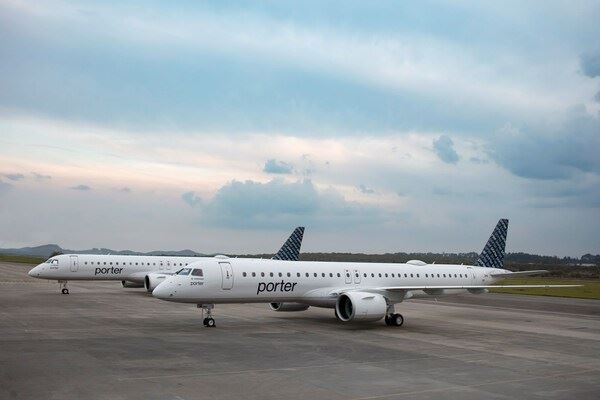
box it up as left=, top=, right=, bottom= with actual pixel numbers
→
left=257, top=280, right=298, bottom=295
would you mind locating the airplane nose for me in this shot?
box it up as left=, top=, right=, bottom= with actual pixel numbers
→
left=28, top=266, right=39, bottom=278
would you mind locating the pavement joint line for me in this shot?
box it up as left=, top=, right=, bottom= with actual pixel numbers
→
left=349, top=368, right=599, bottom=400
left=411, top=299, right=600, bottom=320
left=116, top=356, right=457, bottom=381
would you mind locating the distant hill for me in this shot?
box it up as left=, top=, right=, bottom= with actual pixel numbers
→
left=0, top=244, right=597, bottom=268
left=0, top=244, right=206, bottom=258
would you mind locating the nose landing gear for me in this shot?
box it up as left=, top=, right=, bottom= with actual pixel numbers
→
left=59, top=280, right=69, bottom=295
left=198, top=304, right=216, bottom=327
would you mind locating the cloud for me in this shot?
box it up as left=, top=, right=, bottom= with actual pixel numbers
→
left=469, top=157, right=488, bottom=164
left=488, top=111, right=600, bottom=180
left=263, top=159, right=293, bottom=174
left=433, top=135, right=459, bottom=164
left=198, top=179, right=388, bottom=229
left=70, top=184, right=91, bottom=191
left=357, top=184, right=375, bottom=194
left=580, top=52, right=600, bottom=78
left=181, top=191, right=203, bottom=207
left=32, top=172, right=51, bottom=180
left=595, top=91, right=600, bottom=103
left=3, top=173, right=24, bottom=181
left=0, top=180, right=12, bottom=195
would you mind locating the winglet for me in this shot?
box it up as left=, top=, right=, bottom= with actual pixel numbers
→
left=476, top=219, right=509, bottom=269
left=272, top=227, right=305, bottom=261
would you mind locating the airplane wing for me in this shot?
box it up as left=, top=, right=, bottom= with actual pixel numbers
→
left=490, top=270, right=548, bottom=278
left=328, top=284, right=580, bottom=296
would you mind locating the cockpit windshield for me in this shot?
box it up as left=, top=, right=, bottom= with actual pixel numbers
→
left=45, top=259, right=58, bottom=265
left=191, top=268, right=203, bottom=277
left=176, top=268, right=192, bottom=276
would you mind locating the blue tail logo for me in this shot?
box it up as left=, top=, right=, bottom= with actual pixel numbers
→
left=273, top=227, right=305, bottom=261
left=476, top=219, right=509, bottom=269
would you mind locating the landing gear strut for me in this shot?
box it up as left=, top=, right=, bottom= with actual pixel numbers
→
left=198, top=304, right=216, bottom=328
left=59, top=280, right=69, bottom=295
left=384, top=305, right=403, bottom=327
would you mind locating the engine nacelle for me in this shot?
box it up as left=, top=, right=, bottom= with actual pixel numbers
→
left=121, top=280, right=144, bottom=288
left=144, top=273, right=169, bottom=292
left=335, top=291, right=387, bottom=322
left=269, top=302, right=310, bottom=312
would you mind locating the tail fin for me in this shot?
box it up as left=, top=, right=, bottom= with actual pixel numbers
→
left=476, top=219, right=509, bottom=269
left=273, top=227, right=305, bottom=261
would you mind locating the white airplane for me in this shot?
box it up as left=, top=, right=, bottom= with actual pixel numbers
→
left=152, top=219, right=579, bottom=328
left=28, top=227, right=305, bottom=294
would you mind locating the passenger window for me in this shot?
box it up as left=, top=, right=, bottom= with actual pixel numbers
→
left=371, top=273, right=375, bottom=277
left=84, top=262, right=87, bottom=265
left=425, top=274, right=428, bottom=278
left=270, top=272, right=274, bottom=277
left=363, top=273, right=367, bottom=277
left=329, top=273, right=333, bottom=277
left=417, top=274, right=419, bottom=278
left=297, top=273, right=300, bottom=277
left=104, top=262, right=107, bottom=265
left=404, top=273, right=407, bottom=277
left=261, top=272, right=265, bottom=277
left=278, top=272, right=282, bottom=277
left=385, top=273, right=388, bottom=277
left=314, top=273, right=317, bottom=277
left=252, top=272, right=256, bottom=277
left=443, top=274, right=446, bottom=278
left=454, top=274, right=457, bottom=278
left=242, top=272, right=247, bottom=277
left=287, top=273, right=291, bottom=277
left=410, top=273, right=413, bottom=278
left=322, top=273, right=326, bottom=277
left=305, top=273, right=309, bottom=277
left=378, top=273, right=382, bottom=277
left=337, top=273, right=341, bottom=277
left=391, top=273, right=395, bottom=277
left=437, top=274, right=440, bottom=277
left=191, top=269, right=203, bottom=277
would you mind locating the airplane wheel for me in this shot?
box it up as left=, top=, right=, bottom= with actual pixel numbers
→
left=384, top=316, right=392, bottom=326
left=61, top=288, right=69, bottom=295
left=205, top=318, right=216, bottom=328
left=390, top=313, right=404, bottom=327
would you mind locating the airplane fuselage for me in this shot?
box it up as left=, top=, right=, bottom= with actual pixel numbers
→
left=153, top=258, right=508, bottom=307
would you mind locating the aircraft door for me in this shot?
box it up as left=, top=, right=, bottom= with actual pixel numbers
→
left=220, top=262, right=234, bottom=290
left=467, top=267, right=476, bottom=283
left=353, top=269, right=361, bottom=284
left=344, top=268, right=352, bottom=284
left=70, top=255, right=79, bottom=272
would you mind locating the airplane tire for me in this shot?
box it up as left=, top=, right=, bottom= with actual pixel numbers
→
left=391, top=313, right=403, bottom=327
left=206, top=318, right=216, bottom=328
left=384, top=316, right=392, bottom=326
left=61, top=288, right=69, bottom=295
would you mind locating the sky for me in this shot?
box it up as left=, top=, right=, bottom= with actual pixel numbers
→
left=0, top=0, right=599, bottom=257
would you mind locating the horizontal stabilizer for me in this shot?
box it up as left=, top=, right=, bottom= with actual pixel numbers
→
left=491, top=270, right=548, bottom=278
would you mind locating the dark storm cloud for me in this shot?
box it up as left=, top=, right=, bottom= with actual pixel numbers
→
left=433, top=135, right=459, bottom=164
left=263, top=159, right=293, bottom=174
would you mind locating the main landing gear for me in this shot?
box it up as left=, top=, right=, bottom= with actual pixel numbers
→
left=385, top=305, right=404, bottom=327
left=385, top=313, right=404, bottom=327
left=59, top=280, right=69, bottom=295
left=198, top=304, right=216, bottom=328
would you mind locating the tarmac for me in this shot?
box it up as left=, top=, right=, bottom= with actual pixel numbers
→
left=1, top=261, right=599, bottom=400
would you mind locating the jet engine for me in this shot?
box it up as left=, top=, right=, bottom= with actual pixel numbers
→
left=121, top=280, right=144, bottom=288
left=335, top=291, right=387, bottom=322
left=144, top=273, right=169, bottom=292
left=269, top=302, right=310, bottom=312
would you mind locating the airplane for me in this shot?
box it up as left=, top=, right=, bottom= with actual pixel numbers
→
left=152, top=219, right=579, bottom=328
left=28, top=227, right=305, bottom=294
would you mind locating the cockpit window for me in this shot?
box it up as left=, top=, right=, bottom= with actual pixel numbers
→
left=51, top=259, right=58, bottom=265
left=191, top=268, right=203, bottom=277
left=176, top=268, right=192, bottom=276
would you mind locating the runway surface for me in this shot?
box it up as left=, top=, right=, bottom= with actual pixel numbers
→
left=1, top=261, right=599, bottom=400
